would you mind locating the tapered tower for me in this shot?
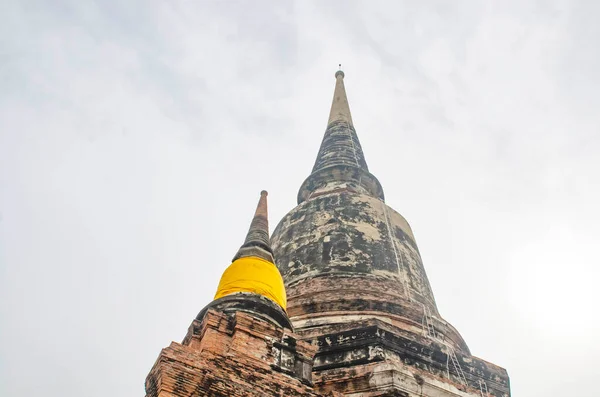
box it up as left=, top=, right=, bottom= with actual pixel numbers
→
left=271, top=70, right=510, bottom=396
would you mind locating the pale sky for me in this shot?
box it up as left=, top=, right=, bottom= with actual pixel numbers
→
left=1, top=1, right=599, bottom=396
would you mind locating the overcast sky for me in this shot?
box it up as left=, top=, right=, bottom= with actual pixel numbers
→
left=1, top=1, right=599, bottom=396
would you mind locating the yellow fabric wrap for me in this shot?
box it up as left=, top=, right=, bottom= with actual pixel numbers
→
left=214, top=256, right=287, bottom=310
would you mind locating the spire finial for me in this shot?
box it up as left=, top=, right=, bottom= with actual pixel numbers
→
left=232, top=190, right=274, bottom=262
left=335, top=64, right=345, bottom=79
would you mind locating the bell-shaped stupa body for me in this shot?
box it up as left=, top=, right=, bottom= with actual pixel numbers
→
left=271, top=70, right=510, bottom=396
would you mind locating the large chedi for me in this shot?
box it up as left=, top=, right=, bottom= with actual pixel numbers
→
left=145, top=71, right=511, bottom=397
left=271, top=70, right=509, bottom=396
left=272, top=69, right=446, bottom=339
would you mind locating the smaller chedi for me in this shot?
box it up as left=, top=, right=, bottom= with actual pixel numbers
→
left=145, top=191, right=319, bottom=396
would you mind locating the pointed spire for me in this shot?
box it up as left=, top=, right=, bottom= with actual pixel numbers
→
left=311, top=69, right=369, bottom=173
left=328, top=66, right=354, bottom=126
left=297, top=70, right=385, bottom=204
left=232, top=190, right=274, bottom=263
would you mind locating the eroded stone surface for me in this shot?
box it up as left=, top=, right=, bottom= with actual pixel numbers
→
left=272, top=189, right=438, bottom=318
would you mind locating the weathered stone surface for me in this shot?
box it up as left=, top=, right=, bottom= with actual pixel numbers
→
left=306, top=320, right=509, bottom=396
left=271, top=190, right=448, bottom=340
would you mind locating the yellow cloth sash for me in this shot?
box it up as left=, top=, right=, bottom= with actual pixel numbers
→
left=214, top=256, right=287, bottom=310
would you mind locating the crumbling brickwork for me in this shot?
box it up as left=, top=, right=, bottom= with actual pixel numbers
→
left=146, top=310, right=319, bottom=397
